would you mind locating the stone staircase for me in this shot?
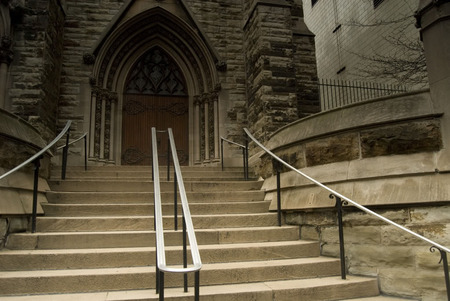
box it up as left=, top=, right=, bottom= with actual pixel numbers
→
left=0, top=166, right=408, bottom=300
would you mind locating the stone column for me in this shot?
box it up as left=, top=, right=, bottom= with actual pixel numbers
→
left=213, top=91, right=220, bottom=160
left=415, top=0, right=450, bottom=168
left=194, top=95, right=201, bottom=163
left=0, top=36, right=13, bottom=109
left=203, top=93, right=210, bottom=162
left=89, top=90, right=97, bottom=157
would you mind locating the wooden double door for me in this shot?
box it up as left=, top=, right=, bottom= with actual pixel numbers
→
left=121, top=94, right=189, bottom=166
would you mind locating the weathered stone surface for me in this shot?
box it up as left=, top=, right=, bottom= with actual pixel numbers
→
left=305, top=133, right=359, bottom=166
left=361, top=120, right=442, bottom=158
left=286, top=202, right=450, bottom=301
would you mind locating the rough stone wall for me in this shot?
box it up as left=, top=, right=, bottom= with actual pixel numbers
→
left=59, top=0, right=247, bottom=149
left=244, top=0, right=320, bottom=148
left=8, top=0, right=65, bottom=141
left=185, top=0, right=247, bottom=145
left=290, top=0, right=320, bottom=118
left=286, top=204, right=450, bottom=301
left=59, top=0, right=123, bottom=137
left=244, top=1, right=299, bottom=145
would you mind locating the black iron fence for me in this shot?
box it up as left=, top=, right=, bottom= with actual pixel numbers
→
left=319, top=78, right=409, bottom=111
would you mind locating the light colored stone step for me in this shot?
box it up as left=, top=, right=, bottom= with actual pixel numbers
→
left=35, top=213, right=279, bottom=232
left=41, top=201, right=270, bottom=216
left=0, top=241, right=319, bottom=271
left=0, top=257, right=341, bottom=296
left=48, top=180, right=263, bottom=192
left=6, top=226, right=300, bottom=250
left=46, top=190, right=266, bottom=204
left=0, top=276, right=391, bottom=300
left=52, top=170, right=250, bottom=180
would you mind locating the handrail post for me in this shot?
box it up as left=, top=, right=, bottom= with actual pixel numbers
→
left=221, top=138, right=224, bottom=171
left=31, top=156, right=42, bottom=233
left=83, top=135, right=88, bottom=171
left=332, top=194, right=347, bottom=280
left=174, top=169, right=178, bottom=231
left=273, top=159, right=282, bottom=227
left=243, top=133, right=249, bottom=180
left=61, top=126, right=71, bottom=180
left=195, top=271, right=200, bottom=301
left=167, top=137, right=170, bottom=181
left=183, top=214, right=188, bottom=292
left=159, top=271, right=164, bottom=301
left=431, top=247, right=450, bottom=301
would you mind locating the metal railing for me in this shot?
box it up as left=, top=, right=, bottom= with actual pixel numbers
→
left=0, top=120, right=72, bottom=233
left=151, top=127, right=202, bottom=301
left=243, top=127, right=450, bottom=300
left=220, top=136, right=249, bottom=180
left=319, top=78, right=409, bottom=111
left=57, top=132, right=88, bottom=178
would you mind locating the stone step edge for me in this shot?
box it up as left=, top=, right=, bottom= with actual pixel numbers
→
left=0, top=276, right=385, bottom=300
left=0, top=240, right=316, bottom=255
left=0, top=257, right=338, bottom=278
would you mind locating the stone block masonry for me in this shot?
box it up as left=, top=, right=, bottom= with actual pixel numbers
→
left=244, top=0, right=320, bottom=146
left=8, top=0, right=65, bottom=141
left=287, top=203, right=450, bottom=301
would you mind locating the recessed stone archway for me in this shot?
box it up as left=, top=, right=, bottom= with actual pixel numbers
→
left=87, top=6, right=222, bottom=166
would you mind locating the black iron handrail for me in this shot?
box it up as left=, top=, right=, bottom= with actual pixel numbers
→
left=244, top=127, right=450, bottom=300
left=57, top=132, right=88, bottom=175
left=0, top=120, right=72, bottom=233
left=151, top=127, right=202, bottom=301
left=220, top=136, right=249, bottom=180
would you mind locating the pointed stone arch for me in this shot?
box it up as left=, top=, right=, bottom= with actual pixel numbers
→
left=87, top=5, right=223, bottom=165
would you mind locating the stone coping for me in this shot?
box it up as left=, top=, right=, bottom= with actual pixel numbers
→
left=0, top=109, right=46, bottom=150
left=259, top=89, right=450, bottom=210
left=267, top=89, right=436, bottom=152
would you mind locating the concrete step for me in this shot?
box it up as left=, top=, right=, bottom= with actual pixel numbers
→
left=55, top=166, right=245, bottom=172
left=0, top=257, right=341, bottom=296
left=0, top=276, right=411, bottom=301
left=46, top=190, right=266, bottom=204
left=48, top=180, right=263, bottom=192
left=35, top=213, right=279, bottom=232
left=6, top=226, right=300, bottom=250
left=0, top=240, right=319, bottom=271
left=0, top=278, right=415, bottom=301
left=52, top=170, right=251, bottom=181
left=41, top=201, right=271, bottom=216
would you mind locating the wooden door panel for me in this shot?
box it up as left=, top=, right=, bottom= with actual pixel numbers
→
left=122, top=94, right=188, bottom=166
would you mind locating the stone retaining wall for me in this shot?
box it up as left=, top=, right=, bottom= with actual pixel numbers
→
left=287, top=204, right=450, bottom=301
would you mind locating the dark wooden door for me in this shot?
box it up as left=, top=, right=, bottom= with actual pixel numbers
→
left=121, top=94, right=189, bottom=166
left=121, top=46, right=189, bottom=166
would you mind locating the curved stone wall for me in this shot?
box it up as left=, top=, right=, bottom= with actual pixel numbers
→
left=0, top=109, right=50, bottom=219
left=254, top=89, right=450, bottom=300
left=257, top=89, right=446, bottom=210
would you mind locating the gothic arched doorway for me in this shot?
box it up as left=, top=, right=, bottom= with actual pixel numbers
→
left=121, top=47, right=189, bottom=166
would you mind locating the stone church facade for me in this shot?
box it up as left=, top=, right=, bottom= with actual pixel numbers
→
left=0, top=0, right=319, bottom=167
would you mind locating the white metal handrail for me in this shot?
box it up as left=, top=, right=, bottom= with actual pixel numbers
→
left=244, top=127, right=450, bottom=253
left=151, top=127, right=202, bottom=300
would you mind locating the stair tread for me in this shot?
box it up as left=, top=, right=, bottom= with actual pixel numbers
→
left=0, top=240, right=315, bottom=255
left=0, top=257, right=336, bottom=277
left=0, top=276, right=399, bottom=300
left=37, top=212, right=276, bottom=219
left=10, top=225, right=298, bottom=236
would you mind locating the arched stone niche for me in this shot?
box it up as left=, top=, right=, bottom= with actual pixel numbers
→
left=85, top=4, right=224, bottom=165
